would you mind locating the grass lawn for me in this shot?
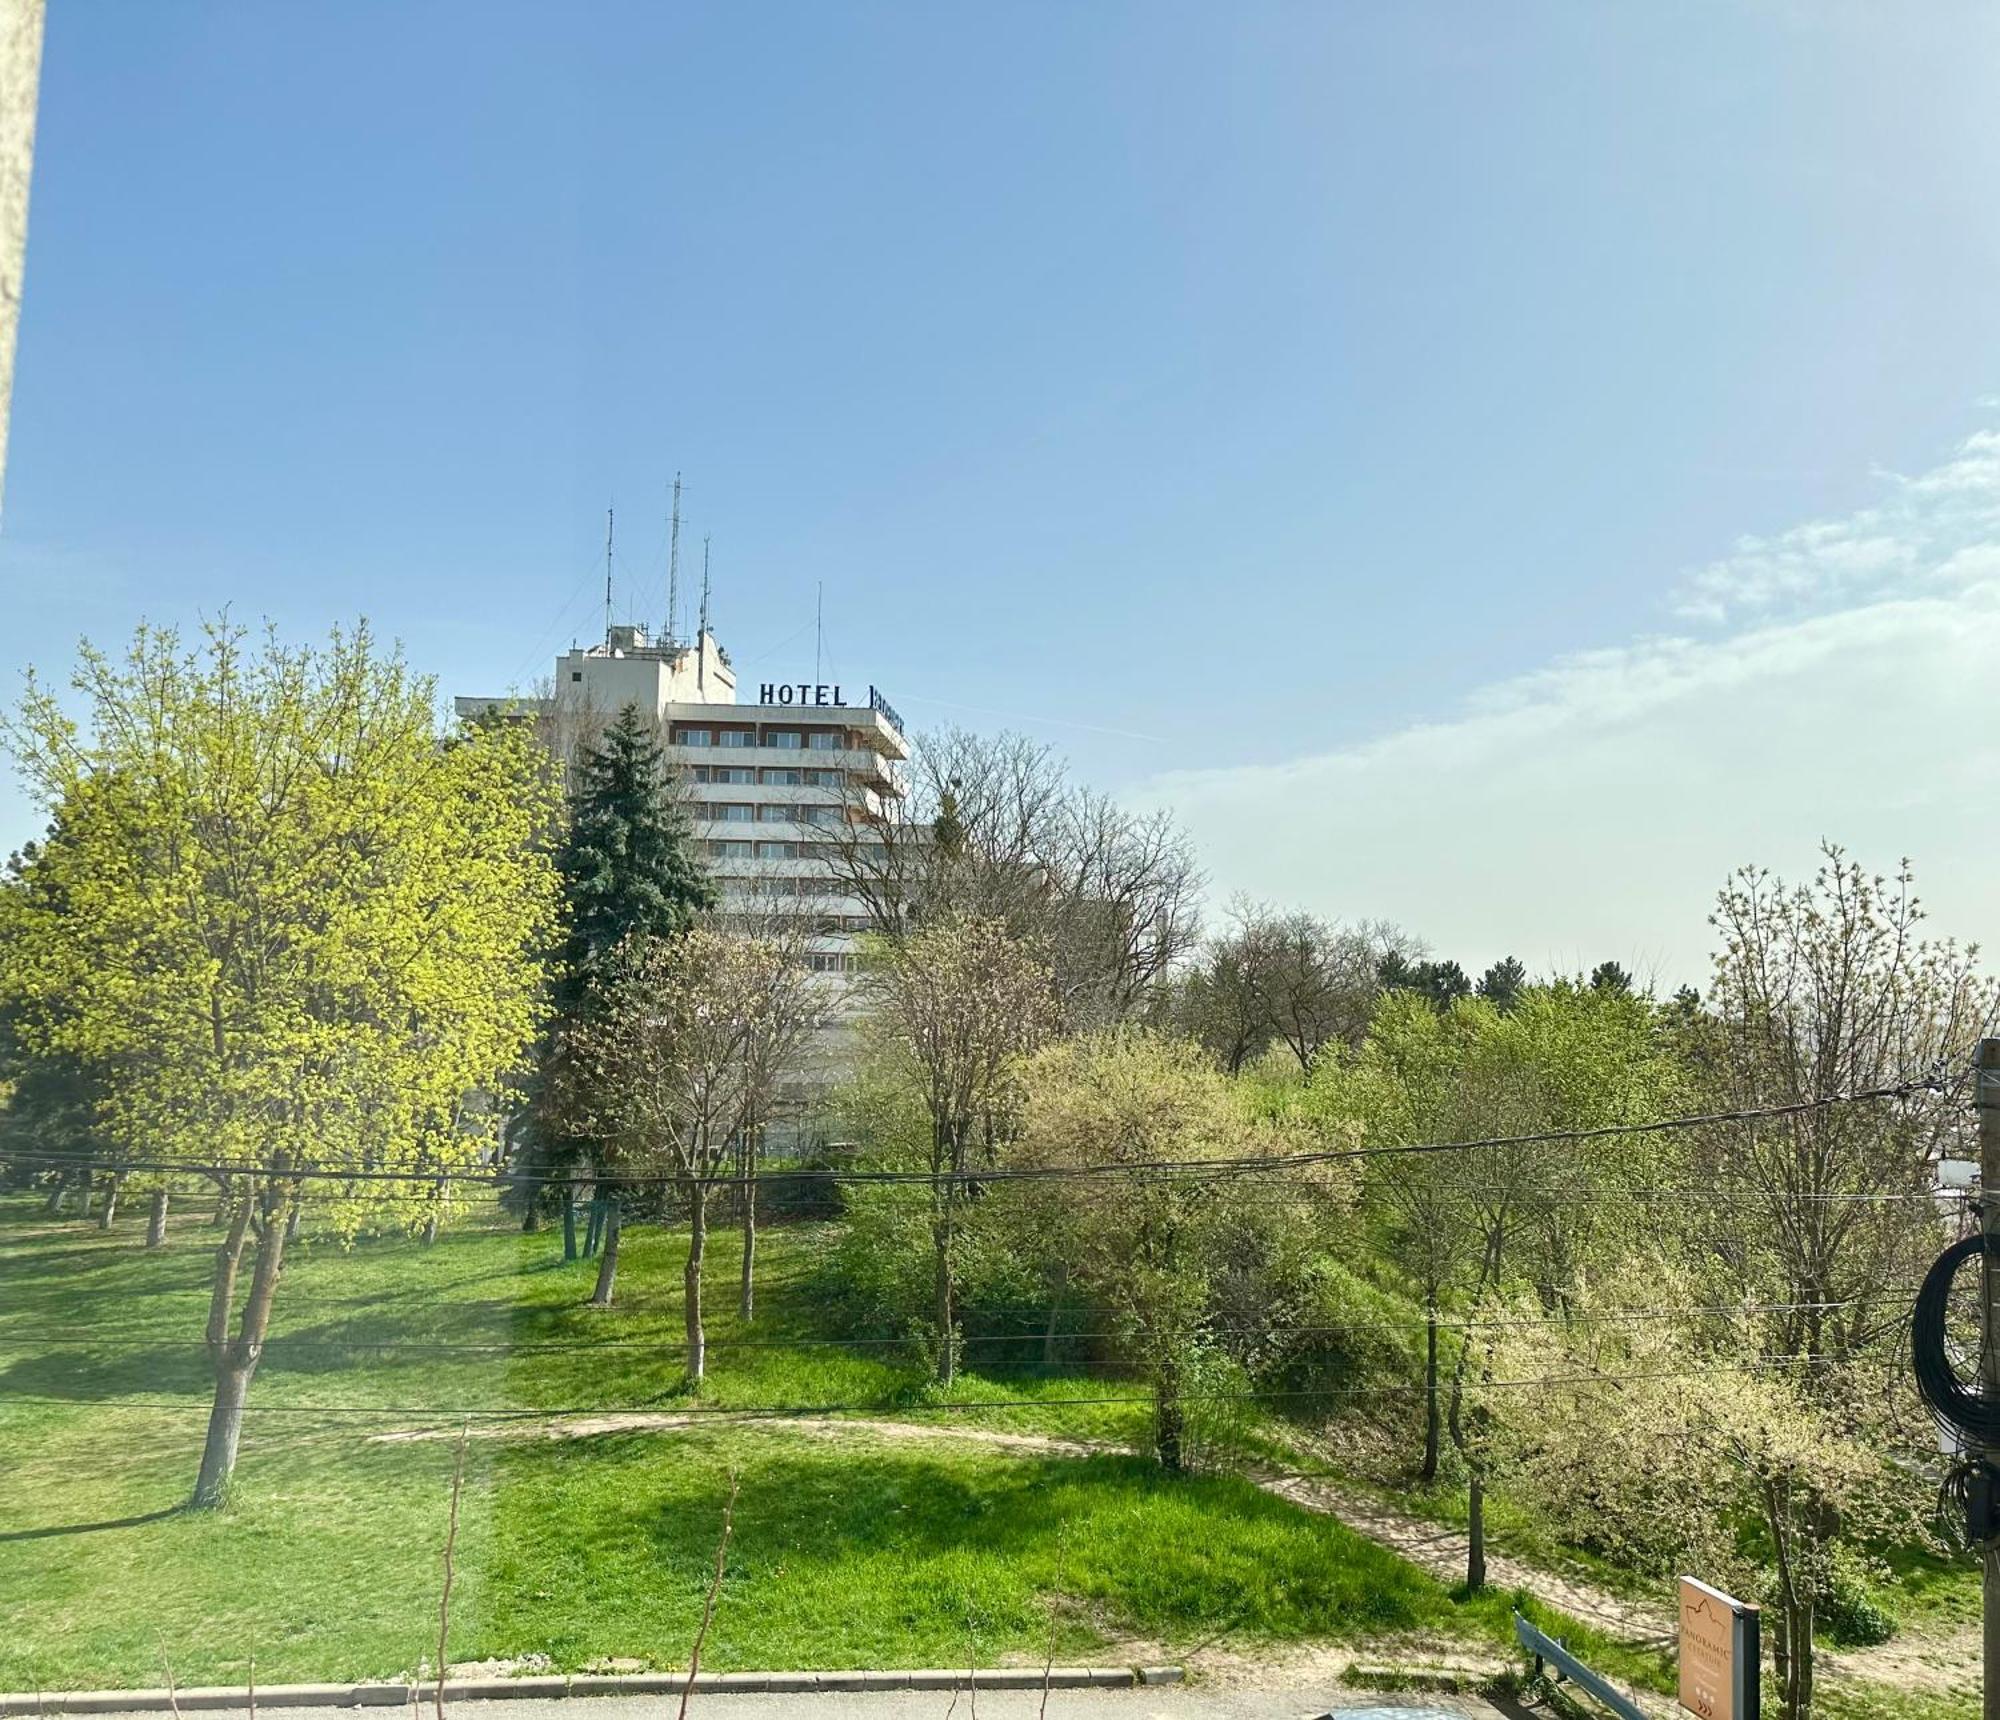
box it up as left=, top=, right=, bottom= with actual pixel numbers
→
left=0, top=1191, right=1579, bottom=1692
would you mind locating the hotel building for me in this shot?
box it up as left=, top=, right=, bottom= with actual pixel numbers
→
left=456, top=617, right=908, bottom=993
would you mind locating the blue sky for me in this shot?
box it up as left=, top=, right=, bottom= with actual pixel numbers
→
left=5, top=2, right=1999, bottom=979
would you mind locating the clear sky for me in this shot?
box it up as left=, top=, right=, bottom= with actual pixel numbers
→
left=4, top=2, right=1998, bottom=983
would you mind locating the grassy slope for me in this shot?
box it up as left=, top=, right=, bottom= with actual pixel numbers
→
left=0, top=1194, right=1575, bottom=1691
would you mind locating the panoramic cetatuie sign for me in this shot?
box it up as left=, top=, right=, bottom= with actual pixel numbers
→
left=1678, top=1576, right=1760, bottom=1720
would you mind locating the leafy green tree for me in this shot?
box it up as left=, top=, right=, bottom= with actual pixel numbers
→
left=1, top=621, right=559, bottom=1507
left=511, top=703, right=716, bottom=1247
left=1007, top=1029, right=1347, bottom=1469
left=1313, top=982, right=1679, bottom=1578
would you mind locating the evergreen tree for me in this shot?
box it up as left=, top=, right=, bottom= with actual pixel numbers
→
left=511, top=704, right=717, bottom=1245
left=555, top=704, right=717, bottom=1011
left=1589, top=959, right=1634, bottom=996
left=1475, top=955, right=1527, bottom=1012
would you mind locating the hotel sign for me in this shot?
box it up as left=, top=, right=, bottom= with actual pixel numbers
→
left=759, top=682, right=844, bottom=706
left=1678, top=1577, right=1758, bottom=1720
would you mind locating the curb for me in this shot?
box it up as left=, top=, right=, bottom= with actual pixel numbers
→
left=0, top=1666, right=1185, bottom=1715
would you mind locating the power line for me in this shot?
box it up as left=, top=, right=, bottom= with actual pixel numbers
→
left=0, top=1074, right=1944, bottom=1194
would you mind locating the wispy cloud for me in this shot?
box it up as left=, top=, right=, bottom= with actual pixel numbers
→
left=1134, top=432, right=2000, bottom=981
left=1672, top=430, right=2000, bottom=623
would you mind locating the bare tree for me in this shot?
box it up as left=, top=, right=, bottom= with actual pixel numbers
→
left=863, top=913, right=1058, bottom=1385
left=1172, top=901, right=1413, bottom=1074
left=828, top=728, right=1200, bottom=1024
left=563, top=928, right=811, bottom=1374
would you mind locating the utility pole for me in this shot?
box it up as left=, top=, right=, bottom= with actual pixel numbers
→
left=1981, top=1036, right=2000, bottom=1720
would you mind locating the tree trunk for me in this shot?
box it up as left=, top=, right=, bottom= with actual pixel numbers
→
left=191, top=1186, right=293, bottom=1509
left=686, top=1182, right=708, bottom=1381
left=146, top=1187, right=170, bottom=1249
left=1465, top=1468, right=1486, bottom=1592
left=285, top=1202, right=301, bottom=1244
left=1154, top=1351, right=1185, bottom=1472
left=97, top=1174, right=124, bottom=1230
left=42, top=1178, right=64, bottom=1216
left=77, top=1175, right=94, bottom=1221
left=561, top=1184, right=578, bottom=1261
left=521, top=1201, right=541, bottom=1234
left=1420, top=1303, right=1441, bottom=1483
left=584, top=1192, right=605, bottom=1258
left=589, top=1200, right=621, bottom=1306
left=210, top=1190, right=231, bottom=1226
left=421, top=1175, right=446, bottom=1245
left=738, top=1129, right=757, bottom=1324
left=932, top=1126, right=958, bottom=1388
left=932, top=1202, right=956, bottom=1387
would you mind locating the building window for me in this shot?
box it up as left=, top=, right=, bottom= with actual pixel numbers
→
left=804, top=768, right=843, bottom=788
left=570, top=671, right=583, bottom=683
left=755, top=841, right=792, bottom=860
left=706, top=840, right=752, bottom=860
left=806, top=952, right=850, bottom=974
left=713, top=766, right=753, bottom=784
left=675, top=727, right=712, bottom=747
left=717, top=804, right=755, bottom=823
left=761, top=768, right=802, bottom=786
left=807, top=731, right=842, bottom=751
left=719, top=729, right=755, bottom=748
left=766, top=730, right=802, bottom=750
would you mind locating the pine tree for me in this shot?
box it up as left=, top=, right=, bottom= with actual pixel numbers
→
left=512, top=704, right=717, bottom=1246
left=555, top=704, right=717, bottom=1011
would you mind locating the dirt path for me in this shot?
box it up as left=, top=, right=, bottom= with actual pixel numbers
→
left=370, top=1409, right=1972, bottom=1694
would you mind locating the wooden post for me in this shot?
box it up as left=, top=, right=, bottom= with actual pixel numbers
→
left=1979, top=1038, right=2000, bottom=1720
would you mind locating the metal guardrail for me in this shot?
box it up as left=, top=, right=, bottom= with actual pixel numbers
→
left=1515, top=1612, right=1649, bottom=1720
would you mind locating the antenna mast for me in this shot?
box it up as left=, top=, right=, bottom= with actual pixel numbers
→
left=698, top=536, right=712, bottom=692
left=666, top=473, right=682, bottom=645
left=603, top=506, right=615, bottom=643
left=815, top=581, right=824, bottom=685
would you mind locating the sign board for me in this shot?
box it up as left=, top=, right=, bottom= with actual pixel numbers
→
left=1678, top=1576, right=1759, bottom=1720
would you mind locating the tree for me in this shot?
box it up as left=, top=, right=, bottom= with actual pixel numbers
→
left=1588, top=959, right=1633, bottom=995
left=1173, top=902, right=1415, bottom=1075
left=1487, top=1280, right=1918, bottom=1720
left=829, top=729, right=1200, bottom=1023
left=1378, top=952, right=1473, bottom=1013
left=1313, top=982, right=1679, bottom=1575
left=562, top=927, right=823, bottom=1371
left=1475, top=956, right=1526, bottom=1012
left=511, top=703, right=716, bottom=1247
left=1007, top=1030, right=1347, bottom=1469
left=1663, top=847, right=1992, bottom=1717
left=1, top=621, right=559, bottom=1506
left=863, top=913, right=1058, bottom=1384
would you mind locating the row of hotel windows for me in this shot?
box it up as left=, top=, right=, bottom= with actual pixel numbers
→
left=689, top=766, right=844, bottom=787
left=673, top=726, right=849, bottom=751
left=705, top=838, right=834, bottom=861
left=694, top=803, right=848, bottom=828
left=720, top=911, right=873, bottom=935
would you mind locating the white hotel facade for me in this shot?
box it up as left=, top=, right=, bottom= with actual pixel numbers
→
left=456, top=619, right=908, bottom=987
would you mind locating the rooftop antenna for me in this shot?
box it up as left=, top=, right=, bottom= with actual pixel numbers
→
left=603, top=505, right=615, bottom=644
left=815, top=581, right=824, bottom=686
left=665, top=473, right=682, bottom=646
left=698, top=536, right=712, bottom=692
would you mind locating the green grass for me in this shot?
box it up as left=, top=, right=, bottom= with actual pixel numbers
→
left=0, top=1192, right=1532, bottom=1691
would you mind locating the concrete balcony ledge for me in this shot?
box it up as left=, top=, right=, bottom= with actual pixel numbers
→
left=0, top=1667, right=1183, bottom=1714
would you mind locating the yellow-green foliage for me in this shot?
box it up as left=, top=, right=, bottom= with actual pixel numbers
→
left=1, top=621, right=560, bottom=1235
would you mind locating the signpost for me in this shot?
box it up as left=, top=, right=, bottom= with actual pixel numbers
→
left=1678, top=1577, right=1759, bottom=1720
